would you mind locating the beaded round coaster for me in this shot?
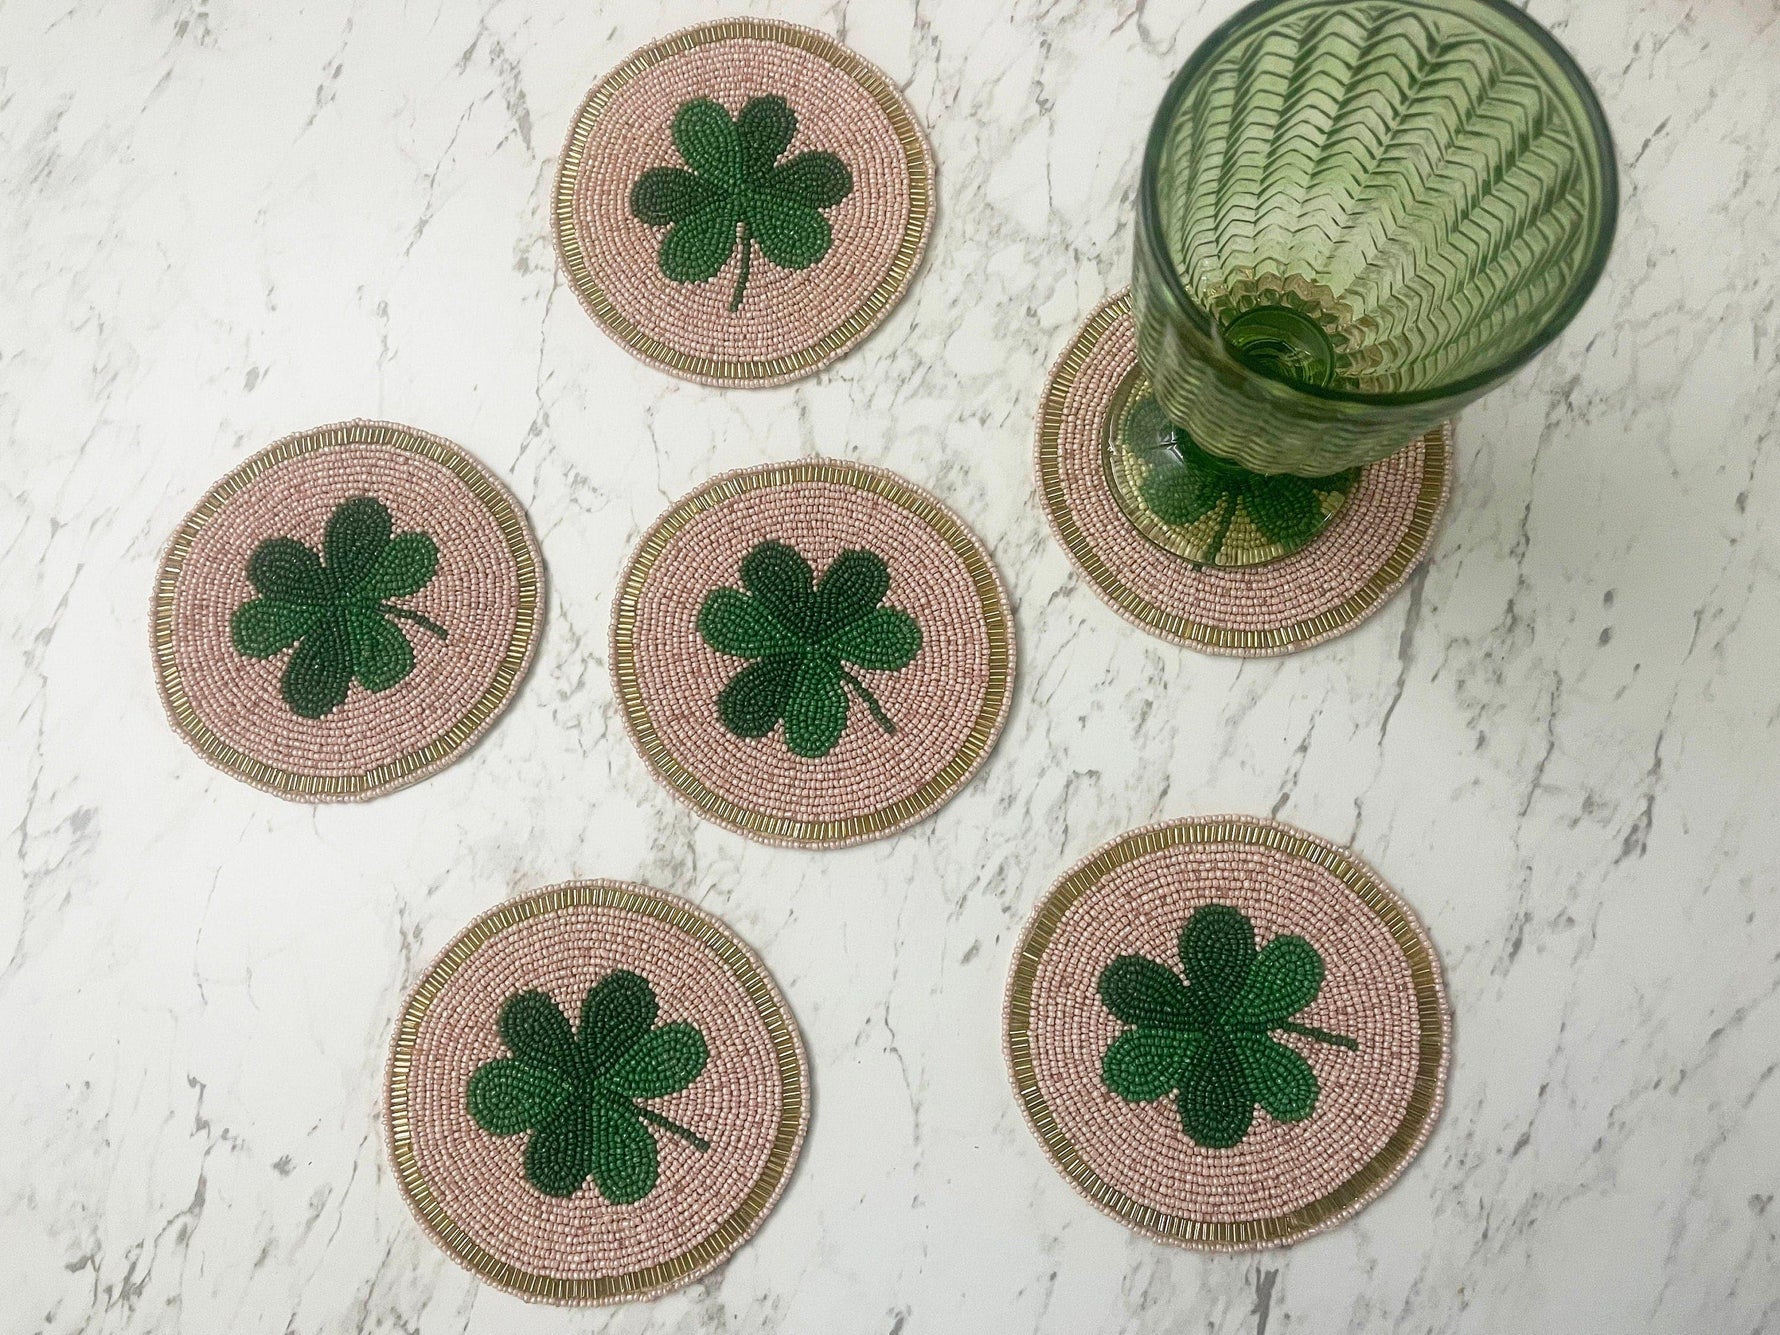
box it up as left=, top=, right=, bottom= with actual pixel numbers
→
left=1036, top=293, right=1453, bottom=656
left=554, top=18, right=934, bottom=387
left=385, top=881, right=809, bottom=1304
left=611, top=459, right=1014, bottom=848
left=151, top=420, right=543, bottom=801
left=1004, top=816, right=1450, bottom=1250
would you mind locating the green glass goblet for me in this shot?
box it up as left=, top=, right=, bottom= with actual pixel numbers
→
left=1120, top=0, right=1617, bottom=567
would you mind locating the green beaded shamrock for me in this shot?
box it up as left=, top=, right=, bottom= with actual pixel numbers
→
left=1127, top=398, right=1356, bottom=563
left=466, top=972, right=710, bottom=1204
left=629, top=95, right=853, bottom=311
left=230, top=496, right=445, bottom=719
left=697, top=540, right=922, bottom=759
left=1098, top=904, right=1357, bottom=1149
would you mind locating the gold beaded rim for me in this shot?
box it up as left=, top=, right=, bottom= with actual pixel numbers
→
left=1036, top=292, right=1453, bottom=655
left=610, top=458, right=1016, bottom=848
left=1003, top=815, right=1450, bottom=1250
left=383, top=880, right=810, bottom=1304
left=552, top=18, right=935, bottom=388
left=149, top=419, right=544, bottom=802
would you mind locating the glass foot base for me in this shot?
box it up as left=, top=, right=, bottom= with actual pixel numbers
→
left=1104, top=371, right=1357, bottom=568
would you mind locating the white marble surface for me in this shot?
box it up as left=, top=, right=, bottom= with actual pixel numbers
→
left=3, top=0, right=1777, bottom=1330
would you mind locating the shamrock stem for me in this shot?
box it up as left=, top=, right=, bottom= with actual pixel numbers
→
left=840, top=667, right=897, bottom=735
left=634, top=1104, right=711, bottom=1152
left=729, top=222, right=753, bottom=311
left=381, top=604, right=448, bottom=640
left=1202, top=492, right=1238, bottom=566
left=1277, top=1020, right=1359, bottom=1052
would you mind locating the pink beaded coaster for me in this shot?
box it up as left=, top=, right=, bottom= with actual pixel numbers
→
left=1004, top=816, right=1450, bottom=1250
left=385, top=881, right=809, bottom=1304
left=554, top=19, right=934, bottom=387
left=611, top=459, right=1014, bottom=848
left=151, top=420, right=543, bottom=801
left=1037, top=293, right=1453, bottom=655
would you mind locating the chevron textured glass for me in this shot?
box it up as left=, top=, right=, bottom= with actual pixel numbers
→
left=1132, top=0, right=1617, bottom=479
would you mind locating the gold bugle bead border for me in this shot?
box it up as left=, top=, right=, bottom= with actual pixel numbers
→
left=553, top=18, right=933, bottom=387
left=1037, top=293, right=1451, bottom=653
left=384, top=881, right=808, bottom=1302
left=611, top=459, right=1014, bottom=847
left=1004, top=816, right=1449, bottom=1249
left=150, top=419, right=541, bottom=800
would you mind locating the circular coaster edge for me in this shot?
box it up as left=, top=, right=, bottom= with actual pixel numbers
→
left=383, top=879, right=811, bottom=1304
left=553, top=17, right=936, bottom=388
left=609, top=457, right=1016, bottom=848
left=150, top=419, right=545, bottom=802
left=1035, top=292, right=1453, bottom=656
left=1003, top=814, right=1451, bottom=1250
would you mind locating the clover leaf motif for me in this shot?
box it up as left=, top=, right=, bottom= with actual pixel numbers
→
left=1127, top=398, right=1357, bottom=563
left=697, top=540, right=922, bottom=760
left=465, top=972, right=711, bottom=1204
left=629, top=95, right=854, bottom=311
left=1098, top=904, right=1358, bottom=1150
left=229, top=496, right=446, bottom=720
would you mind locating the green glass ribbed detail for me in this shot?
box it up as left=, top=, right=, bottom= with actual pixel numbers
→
left=1134, top=0, right=1616, bottom=476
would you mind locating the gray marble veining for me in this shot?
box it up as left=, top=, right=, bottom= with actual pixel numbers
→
left=2, top=0, right=1776, bottom=1331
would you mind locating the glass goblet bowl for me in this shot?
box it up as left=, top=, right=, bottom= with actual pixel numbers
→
left=1122, top=0, right=1617, bottom=565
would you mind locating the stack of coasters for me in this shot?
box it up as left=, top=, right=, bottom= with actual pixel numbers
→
left=1005, top=815, right=1449, bottom=1248
left=385, top=881, right=809, bottom=1303
left=611, top=460, right=1015, bottom=847
left=150, top=420, right=542, bottom=800
left=554, top=18, right=934, bottom=386
left=1037, top=294, right=1452, bottom=655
